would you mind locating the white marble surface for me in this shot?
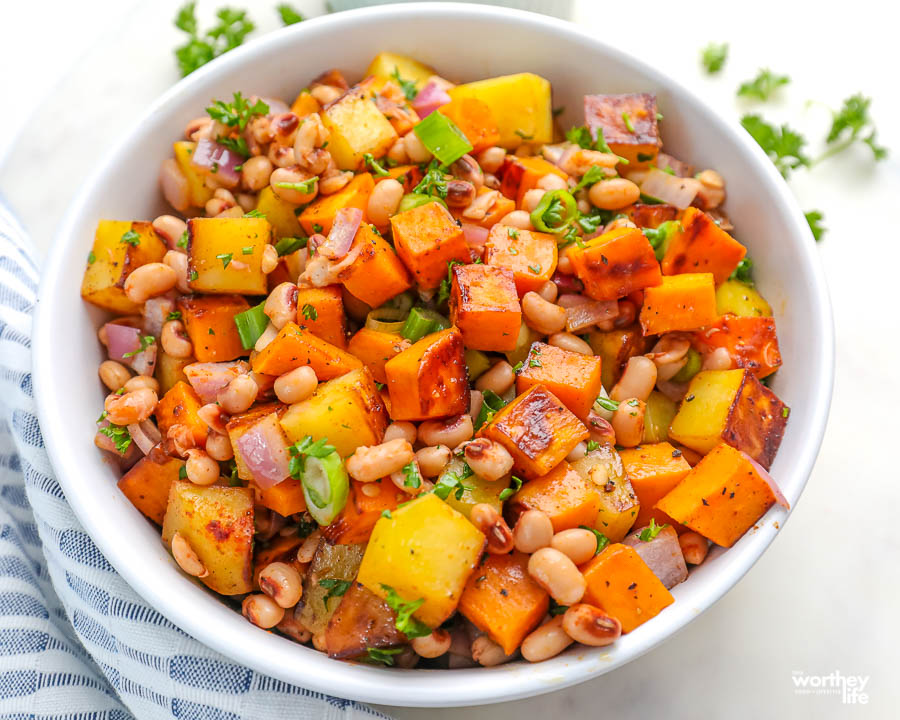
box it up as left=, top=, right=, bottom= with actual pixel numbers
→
left=1, top=1, right=897, bottom=717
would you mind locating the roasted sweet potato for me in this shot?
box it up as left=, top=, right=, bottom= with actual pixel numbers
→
left=289, top=89, right=320, bottom=119
left=499, top=155, right=568, bottom=207
left=187, top=217, right=270, bottom=295
left=693, top=315, right=782, bottom=379
left=325, top=581, right=405, bottom=659
left=661, top=207, right=746, bottom=284
left=255, top=477, right=307, bottom=517
left=668, top=368, right=787, bottom=469
left=438, top=97, right=501, bottom=154
left=251, top=321, right=362, bottom=380
left=298, top=540, right=366, bottom=635
left=479, top=384, right=588, bottom=479
left=515, top=342, right=604, bottom=421
left=347, top=328, right=409, bottom=384
left=117, top=452, right=185, bottom=525
left=321, top=87, right=398, bottom=170
left=296, top=285, right=347, bottom=349
left=584, top=93, right=662, bottom=167
left=299, top=173, right=375, bottom=236
left=657, top=443, right=783, bottom=548
left=508, top=460, right=602, bottom=532
left=588, top=325, right=648, bottom=389
left=323, top=479, right=405, bottom=545
left=161, top=481, right=254, bottom=595
left=177, top=294, right=250, bottom=363
left=459, top=552, right=549, bottom=655
left=624, top=203, right=679, bottom=229
left=581, top=543, right=674, bottom=632
left=390, top=202, right=471, bottom=289
left=568, top=226, right=662, bottom=301
left=639, top=273, right=718, bottom=336
left=155, top=381, right=208, bottom=446
left=618, top=442, right=690, bottom=532
left=571, top=447, right=639, bottom=542
left=482, top=224, right=558, bottom=296
left=335, top=222, right=412, bottom=308
left=449, top=264, right=521, bottom=352
left=384, top=328, right=469, bottom=421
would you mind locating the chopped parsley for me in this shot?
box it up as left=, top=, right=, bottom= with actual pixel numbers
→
left=586, top=440, right=600, bottom=452
left=244, top=209, right=266, bottom=218
left=638, top=518, right=667, bottom=542
left=498, top=475, right=523, bottom=502
left=363, top=152, right=390, bottom=177
left=572, top=165, right=608, bottom=192
left=122, top=335, right=155, bottom=358
left=206, top=91, right=269, bottom=130
left=548, top=601, right=569, bottom=617
left=433, top=463, right=474, bottom=501
left=363, top=647, right=403, bottom=666
left=390, top=67, right=418, bottom=101
left=319, top=579, right=352, bottom=608
left=166, top=310, right=182, bottom=321
left=700, top=42, right=729, bottom=74
left=401, top=462, right=422, bottom=489
left=301, top=303, right=318, bottom=321
left=97, top=423, right=132, bottom=455
left=474, top=389, right=508, bottom=431
left=87, top=251, right=96, bottom=264
left=507, top=227, right=519, bottom=239
left=217, top=134, right=250, bottom=157
left=241, top=246, right=254, bottom=255
left=177, top=231, right=189, bottom=248
left=412, top=162, right=449, bottom=199
left=805, top=210, right=826, bottom=242
left=579, top=525, right=610, bottom=555
left=436, top=259, right=464, bottom=305
left=729, top=257, right=754, bottom=285
left=216, top=252, right=233, bottom=269
left=276, top=177, right=318, bottom=193
left=287, top=435, right=337, bottom=479
left=120, top=230, right=141, bottom=247
left=312, top=223, right=323, bottom=233
left=381, top=584, right=431, bottom=638
left=621, top=111, right=635, bottom=133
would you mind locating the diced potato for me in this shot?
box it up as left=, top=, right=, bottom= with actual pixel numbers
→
left=390, top=202, right=471, bottom=290
left=173, top=141, right=214, bottom=207
left=499, top=155, right=568, bottom=207
left=508, top=460, right=602, bottom=532
left=80, top=220, right=167, bottom=313
left=255, top=186, right=303, bottom=239
left=661, top=207, right=746, bottom=285
left=324, top=479, right=405, bottom=545
left=571, top=446, right=639, bottom=542
left=325, top=581, right=405, bottom=659
left=587, top=325, right=648, bottom=389
left=161, top=481, right=254, bottom=595
left=187, top=217, right=270, bottom=295
left=296, top=285, right=347, bottom=349
left=483, top=224, right=558, bottom=296
left=479, top=384, right=588, bottom=479
left=639, top=273, right=718, bottom=336
left=619, top=441, right=690, bottom=532
left=155, top=380, right=208, bottom=447
left=584, top=93, right=662, bottom=168
left=568, top=226, right=662, bottom=302
left=448, top=73, right=552, bottom=149
left=280, top=367, right=388, bottom=457
left=515, top=342, right=604, bottom=421
left=251, top=321, right=362, bottom=380
left=441, top=456, right=506, bottom=519
left=449, top=264, right=521, bottom=352
left=622, top=525, right=688, bottom=589
left=716, top=280, right=773, bottom=317
left=118, top=454, right=185, bottom=525
left=357, top=493, right=485, bottom=627
left=299, top=173, right=375, bottom=236
left=155, top=350, right=193, bottom=396
left=694, top=315, right=782, bottom=379
left=366, top=52, right=435, bottom=90
left=642, top=390, right=678, bottom=444
left=322, top=86, right=398, bottom=170
left=668, top=368, right=787, bottom=469
left=335, top=222, right=412, bottom=308
left=177, top=295, right=250, bottom=363
left=298, top=540, right=366, bottom=635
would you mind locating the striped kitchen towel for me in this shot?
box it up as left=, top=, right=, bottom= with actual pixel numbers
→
left=0, top=203, right=390, bottom=719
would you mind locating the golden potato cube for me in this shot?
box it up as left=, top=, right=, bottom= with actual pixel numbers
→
left=254, top=186, right=303, bottom=240
left=80, top=220, right=167, bottom=313
left=155, top=350, right=194, bottom=396
left=357, top=493, right=485, bottom=627
left=322, top=85, right=398, bottom=170
left=448, top=73, right=552, bottom=149
left=187, top=217, right=270, bottom=295
left=668, top=368, right=787, bottom=469
left=161, top=481, right=254, bottom=595
left=584, top=93, right=662, bottom=167
left=440, top=456, right=506, bottom=520
left=173, top=141, right=214, bottom=207
left=365, top=52, right=434, bottom=90
left=298, top=540, right=366, bottom=635
left=571, top=445, right=639, bottom=542
left=716, top=279, right=773, bottom=317
left=279, top=367, right=388, bottom=457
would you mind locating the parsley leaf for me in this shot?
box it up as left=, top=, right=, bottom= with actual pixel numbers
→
left=276, top=3, right=304, bottom=25
left=729, top=257, right=754, bottom=284
left=276, top=177, right=318, bottom=193
left=390, top=67, right=418, bottom=101
left=381, top=585, right=431, bottom=638
left=737, top=69, right=790, bottom=101
left=206, top=91, right=269, bottom=130
left=301, top=303, right=318, bottom=321
left=579, top=525, right=610, bottom=555
left=319, top=578, right=351, bottom=608
left=498, top=475, right=523, bottom=502
left=820, top=94, right=887, bottom=162
left=120, top=230, right=140, bottom=247
left=548, top=600, right=569, bottom=617
left=216, top=134, right=250, bottom=157
left=123, top=335, right=155, bottom=358
left=166, top=310, right=182, bottom=321
left=413, top=162, right=448, bottom=198
left=287, top=435, right=337, bottom=479
left=638, top=518, right=667, bottom=542
left=177, top=231, right=188, bottom=249
left=363, top=153, right=390, bottom=177
left=364, top=647, right=402, bottom=665
left=244, top=209, right=266, bottom=218
left=565, top=125, right=613, bottom=155
left=805, top=210, right=826, bottom=242
left=98, top=423, right=132, bottom=455
left=700, top=42, right=728, bottom=74
left=401, top=462, right=422, bottom=489
left=216, top=252, right=233, bottom=269
left=572, top=165, right=608, bottom=192
left=740, top=114, right=810, bottom=178
left=174, top=4, right=255, bottom=77
left=433, top=463, right=474, bottom=501
left=586, top=440, right=600, bottom=452
left=436, top=259, right=464, bottom=305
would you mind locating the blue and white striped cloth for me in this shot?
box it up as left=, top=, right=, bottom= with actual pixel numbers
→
left=0, top=203, right=390, bottom=719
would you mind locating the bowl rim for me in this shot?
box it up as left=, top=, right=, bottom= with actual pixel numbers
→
left=33, top=1, right=835, bottom=707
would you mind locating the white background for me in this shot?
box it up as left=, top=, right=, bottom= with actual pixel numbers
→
left=1, top=1, right=897, bottom=718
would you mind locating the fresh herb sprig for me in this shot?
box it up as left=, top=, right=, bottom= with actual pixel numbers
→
left=174, top=3, right=255, bottom=77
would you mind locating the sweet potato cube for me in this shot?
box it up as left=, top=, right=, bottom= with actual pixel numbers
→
left=483, top=224, right=558, bottom=296
left=661, top=207, right=746, bottom=284
left=624, top=203, right=679, bottom=229
left=619, top=442, right=690, bottom=532
left=657, top=443, right=780, bottom=547
left=357, top=493, right=485, bottom=627
left=290, top=89, right=320, bottom=118
left=508, top=460, right=602, bottom=532
left=187, top=217, right=270, bottom=295
left=321, top=87, right=398, bottom=170
left=668, top=368, right=787, bottom=469
left=515, top=342, right=603, bottom=421
left=639, top=273, right=718, bottom=335
left=280, top=367, right=388, bottom=457
left=479, top=384, right=588, bottom=479
left=335, top=222, right=412, bottom=308
left=296, top=286, right=347, bottom=349
left=380, top=164, right=422, bottom=194
left=499, top=155, right=568, bottom=207
left=173, top=141, right=214, bottom=208
left=459, top=552, right=549, bottom=655
left=390, top=202, right=471, bottom=289
left=118, top=454, right=185, bottom=525
left=299, top=173, right=375, bottom=236
left=324, top=479, right=406, bottom=545
left=584, top=93, right=662, bottom=167
left=155, top=380, right=208, bottom=446
left=325, top=581, right=406, bottom=659
left=438, top=97, right=501, bottom=154
left=251, top=321, right=362, bottom=380
left=177, top=294, right=250, bottom=362
left=693, top=315, right=782, bottom=379
left=571, top=448, right=640, bottom=542
left=587, top=325, right=648, bottom=389
left=347, top=328, right=409, bottom=384
left=581, top=544, right=674, bottom=633
left=384, top=328, right=469, bottom=421
left=81, top=220, right=167, bottom=313
left=449, top=264, right=521, bottom=352
left=255, top=477, right=307, bottom=517
left=161, top=482, right=254, bottom=595
left=255, top=186, right=304, bottom=239
left=568, top=226, right=662, bottom=301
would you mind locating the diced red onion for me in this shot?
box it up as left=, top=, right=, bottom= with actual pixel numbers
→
left=127, top=420, right=162, bottom=455
left=655, top=152, right=694, bottom=178
left=319, top=207, right=362, bottom=260
left=260, top=96, right=290, bottom=115
left=461, top=223, right=489, bottom=261
left=184, top=361, right=250, bottom=404
left=143, top=296, right=175, bottom=338
left=565, top=300, right=619, bottom=332
left=551, top=271, right=584, bottom=295
left=191, top=138, right=242, bottom=188
left=623, top=525, right=688, bottom=589
left=639, top=169, right=701, bottom=210
left=234, top=416, right=291, bottom=489
left=105, top=323, right=157, bottom=376
left=746, top=453, right=790, bottom=508
left=411, top=79, right=451, bottom=118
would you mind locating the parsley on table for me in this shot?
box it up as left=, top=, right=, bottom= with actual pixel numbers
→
left=123, top=335, right=155, bottom=358
left=120, top=230, right=141, bottom=247
left=206, top=91, right=269, bottom=130
left=319, top=578, right=351, bottom=608
left=638, top=518, right=668, bottom=542
left=579, top=525, right=610, bottom=555
left=276, top=3, right=304, bottom=25
left=818, top=94, right=887, bottom=162
left=98, top=423, right=132, bottom=455
left=381, top=585, right=431, bottom=638
left=700, top=42, right=728, bottom=74
left=301, top=303, right=318, bottom=321
left=498, top=475, right=523, bottom=502
left=390, top=67, right=418, bottom=101
left=740, top=114, right=810, bottom=178
left=805, top=210, right=826, bottom=242
left=174, top=3, right=255, bottom=77
left=737, top=69, right=790, bottom=101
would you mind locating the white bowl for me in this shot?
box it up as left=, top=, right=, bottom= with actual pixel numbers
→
left=33, top=2, right=834, bottom=707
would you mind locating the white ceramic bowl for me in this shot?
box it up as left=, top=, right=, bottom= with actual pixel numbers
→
left=33, top=2, right=834, bottom=707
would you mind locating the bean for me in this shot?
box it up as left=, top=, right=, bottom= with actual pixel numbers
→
left=588, top=178, right=641, bottom=210
left=319, top=170, right=353, bottom=195
left=614, top=299, right=636, bottom=328
left=476, top=147, right=507, bottom=174
left=537, top=173, right=568, bottom=191
left=605, top=216, right=637, bottom=232
left=311, top=630, right=328, bottom=651
left=679, top=531, right=710, bottom=565
left=471, top=634, right=512, bottom=667
left=152, top=215, right=187, bottom=249
left=566, top=441, right=587, bottom=462
left=483, top=172, right=500, bottom=190
left=294, top=113, right=329, bottom=157
left=262, top=282, right=298, bottom=331
left=536, top=280, right=558, bottom=303
left=522, top=292, right=567, bottom=335
left=185, top=448, right=219, bottom=486
left=475, top=360, right=515, bottom=395
left=123, top=375, right=159, bottom=394
left=171, top=532, right=208, bottom=577
left=702, top=347, right=732, bottom=371
left=551, top=528, right=598, bottom=565
left=469, top=390, right=484, bottom=423
left=527, top=547, right=586, bottom=605
left=556, top=252, right=574, bottom=275
left=159, top=158, right=190, bottom=212
left=383, top=421, right=417, bottom=445
left=345, top=438, right=414, bottom=483
left=273, top=366, right=318, bottom=404
left=418, top=414, right=473, bottom=448
left=98, top=360, right=131, bottom=391
left=239, top=155, right=273, bottom=191
left=261, top=244, right=279, bottom=274
left=415, top=445, right=451, bottom=478
left=521, top=616, right=574, bottom=662
left=205, top=432, right=234, bottom=461
left=411, top=629, right=452, bottom=659
left=217, top=374, right=259, bottom=414
left=198, top=403, right=228, bottom=435
left=611, top=398, right=645, bottom=448
left=521, top=188, right=546, bottom=213
left=386, top=137, right=409, bottom=165
left=359, top=482, right=381, bottom=498
left=104, top=387, right=157, bottom=425
left=367, top=178, right=404, bottom=227
left=548, top=332, right=592, bottom=355
left=242, top=593, right=284, bottom=629
left=124, top=263, right=177, bottom=304
left=562, top=604, right=622, bottom=646
left=270, top=167, right=318, bottom=204
left=259, top=561, right=303, bottom=608
left=470, top=503, right=514, bottom=554
left=497, top=210, right=532, bottom=230
left=696, top=169, right=725, bottom=209
left=310, top=83, right=341, bottom=105
left=514, top=510, right=554, bottom=553
left=163, top=250, right=191, bottom=293
left=205, top=197, right=232, bottom=217
left=185, top=116, right=213, bottom=142
left=451, top=154, right=484, bottom=190
left=296, top=530, right=322, bottom=564
left=463, top=438, right=514, bottom=482
left=161, top=320, right=193, bottom=359
left=404, top=131, right=433, bottom=163
left=610, top=356, right=657, bottom=402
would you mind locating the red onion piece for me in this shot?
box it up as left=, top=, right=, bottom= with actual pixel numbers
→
left=623, top=525, right=688, bottom=589
left=746, top=453, right=790, bottom=509
left=105, top=323, right=157, bottom=376
left=143, top=296, right=175, bottom=338
left=127, top=420, right=162, bottom=455
left=655, top=152, right=694, bottom=178
left=639, top=169, right=701, bottom=210
left=129, top=344, right=157, bottom=379
left=191, top=139, right=242, bottom=188
left=551, top=271, right=583, bottom=295
left=184, top=361, right=250, bottom=404
left=411, top=79, right=451, bottom=118
left=319, top=207, right=363, bottom=260
left=234, top=415, right=291, bottom=489
left=461, top=223, right=489, bottom=261
left=260, top=96, right=290, bottom=115
left=97, top=417, right=143, bottom=470
left=565, top=300, right=619, bottom=332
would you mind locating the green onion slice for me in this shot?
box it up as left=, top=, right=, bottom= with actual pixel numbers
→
left=530, top=189, right=578, bottom=234
left=233, top=302, right=268, bottom=350
left=300, top=452, right=349, bottom=525
left=275, top=236, right=308, bottom=256
left=401, top=307, right=450, bottom=343
left=412, top=112, right=473, bottom=166
left=365, top=307, right=408, bottom=335
left=397, top=193, right=447, bottom=214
